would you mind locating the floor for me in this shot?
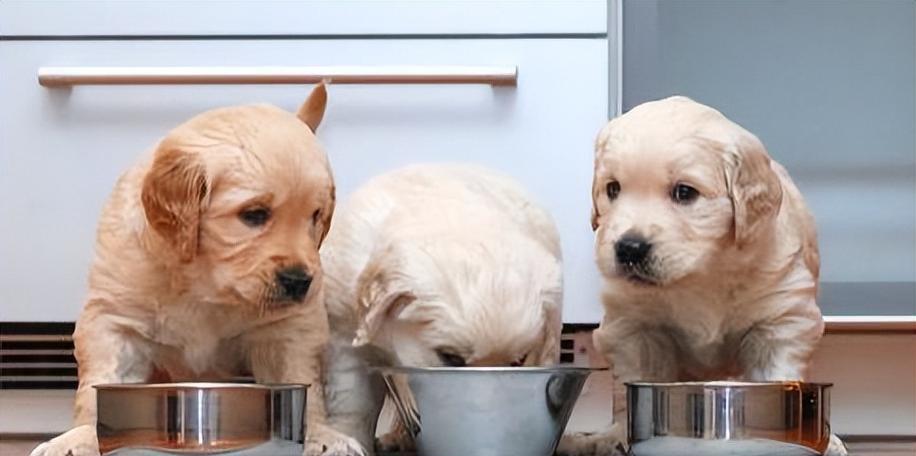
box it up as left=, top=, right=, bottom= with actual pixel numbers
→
left=1, top=439, right=913, bottom=456
left=845, top=441, right=916, bottom=456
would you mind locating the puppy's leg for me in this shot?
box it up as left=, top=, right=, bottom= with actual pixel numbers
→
left=374, top=415, right=414, bottom=454
left=245, top=313, right=366, bottom=456
left=739, top=302, right=845, bottom=453
left=324, top=333, right=387, bottom=455
left=823, top=434, right=849, bottom=456
left=29, top=425, right=97, bottom=456
left=555, top=320, right=677, bottom=456
left=31, top=308, right=152, bottom=456
left=739, top=303, right=823, bottom=381
left=603, top=319, right=680, bottom=431
left=374, top=374, right=418, bottom=454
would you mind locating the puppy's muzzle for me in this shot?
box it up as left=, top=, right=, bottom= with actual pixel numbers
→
left=615, top=234, right=652, bottom=267
left=275, top=266, right=313, bottom=302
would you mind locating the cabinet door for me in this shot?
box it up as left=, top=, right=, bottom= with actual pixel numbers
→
left=0, top=38, right=608, bottom=322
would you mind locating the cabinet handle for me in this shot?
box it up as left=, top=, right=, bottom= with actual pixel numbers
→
left=38, top=65, right=518, bottom=87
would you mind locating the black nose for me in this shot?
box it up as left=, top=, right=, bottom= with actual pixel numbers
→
left=275, top=266, right=312, bottom=301
left=615, top=235, right=652, bottom=266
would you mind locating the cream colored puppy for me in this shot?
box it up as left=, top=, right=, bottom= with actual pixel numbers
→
left=586, top=96, right=844, bottom=455
left=318, top=164, right=563, bottom=455
left=31, top=84, right=361, bottom=456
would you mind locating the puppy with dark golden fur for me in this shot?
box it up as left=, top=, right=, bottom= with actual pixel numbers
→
left=31, top=84, right=362, bottom=456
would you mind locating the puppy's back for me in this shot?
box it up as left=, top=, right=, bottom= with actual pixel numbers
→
left=361, top=164, right=559, bottom=256
left=320, top=164, right=561, bottom=326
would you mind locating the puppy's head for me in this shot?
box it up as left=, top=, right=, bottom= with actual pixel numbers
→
left=141, top=83, right=334, bottom=311
left=351, top=235, right=562, bottom=367
left=591, top=96, right=782, bottom=288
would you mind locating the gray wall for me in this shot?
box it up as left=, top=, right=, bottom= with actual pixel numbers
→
left=622, top=0, right=915, bottom=315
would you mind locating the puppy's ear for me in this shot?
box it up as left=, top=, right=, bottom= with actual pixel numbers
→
left=141, top=145, right=209, bottom=262
left=529, top=289, right=563, bottom=365
left=297, top=81, right=328, bottom=133
left=316, top=183, right=335, bottom=245
left=591, top=121, right=614, bottom=231
left=353, top=259, right=416, bottom=347
left=724, top=133, right=783, bottom=248
left=590, top=172, right=600, bottom=231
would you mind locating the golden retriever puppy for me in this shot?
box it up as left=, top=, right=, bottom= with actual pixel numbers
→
left=318, top=164, right=563, bottom=455
left=583, top=96, right=844, bottom=455
left=31, top=84, right=361, bottom=456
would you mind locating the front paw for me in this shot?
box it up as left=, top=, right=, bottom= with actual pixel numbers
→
left=555, top=429, right=627, bottom=456
left=824, top=434, right=848, bottom=456
left=305, top=423, right=368, bottom=456
left=374, top=429, right=415, bottom=453
left=30, top=425, right=99, bottom=456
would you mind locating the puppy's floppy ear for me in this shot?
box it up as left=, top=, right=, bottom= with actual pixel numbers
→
left=591, top=120, right=614, bottom=231
left=590, top=171, right=600, bottom=231
left=529, top=289, right=563, bottom=365
left=141, top=144, right=209, bottom=262
left=297, top=81, right=328, bottom=133
left=316, top=183, right=335, bottom=245
left=353, top=258, right=416, bottom=347
left=724, top=132, right=783, bottom=248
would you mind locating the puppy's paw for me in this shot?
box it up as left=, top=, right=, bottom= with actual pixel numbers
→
left=305, top=424, right=368, bottom=456
left=374, top=429, right=415, bottom=453
left=29, top=425, right=99, bottom=456
left=824, top=434, right=849, bottom=456
left=555, top=430, right=627, bottom=456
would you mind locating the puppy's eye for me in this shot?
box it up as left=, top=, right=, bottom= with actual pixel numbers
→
left=239, top=207, right=271, bottom=227
left=312, top=209, right=321, bottom=225
left=606, top=181, right=621, bottom=201
left=510, top=354, right=528, bottom=367
left=672, top=183, right=700, bottom=204
left=436, top=350, right=467, bottom=367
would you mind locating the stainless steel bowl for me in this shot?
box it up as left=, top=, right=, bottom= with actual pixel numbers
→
left=378, top=366, right=596, bottom=456
left=627, top=381, right=833, bottom=456
left=95, top=382, right=306, bottom=455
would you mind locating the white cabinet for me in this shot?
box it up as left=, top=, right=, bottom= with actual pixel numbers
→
left=0, top=38, right=609, bottom=323
left=0, top=0, right=606, bottom=36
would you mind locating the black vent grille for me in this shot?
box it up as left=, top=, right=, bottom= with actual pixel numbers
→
left=0, top=322, right=593, bottom=389
left=0, top=322, right=77, bottom=389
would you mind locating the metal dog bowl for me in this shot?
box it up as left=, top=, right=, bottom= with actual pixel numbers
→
left=378, top=366, right=596, bottom=456
left=627, top=381, right=833, bottom=456
left=95, top=382, right=306, bottom=455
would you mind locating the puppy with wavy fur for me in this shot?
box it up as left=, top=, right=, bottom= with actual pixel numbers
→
left=582, top=96, right=844, bottom=455
left=31, top=84, right=362, bottom=456
left=319, top=164, right=563, bottom=455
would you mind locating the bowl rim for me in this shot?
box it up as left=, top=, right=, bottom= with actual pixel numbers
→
left=374, top=366, right=606, bottom=374
left=93, top=382, right=308, bottom=391
left=625, top=380, right=833, bottom=388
